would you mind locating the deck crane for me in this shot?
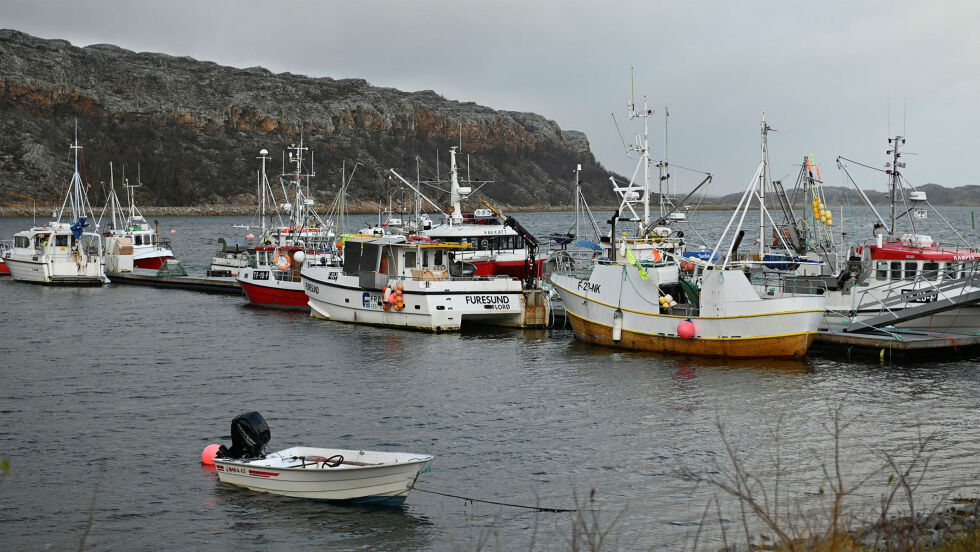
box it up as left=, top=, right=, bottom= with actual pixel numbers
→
left=481, top=200, right=539, bottom=290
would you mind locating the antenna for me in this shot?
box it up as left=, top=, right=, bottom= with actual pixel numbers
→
left=629, top=66, right=635, bottom=109
left=612, top=113, right=630, bottom=155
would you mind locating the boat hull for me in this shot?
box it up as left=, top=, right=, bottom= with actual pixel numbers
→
left=471, top=258, right=545, bottom=279
left=213, top=447, right=432, bottom=504
left=0, top=260, right=9, bottom=275
left=565, top=309, right=816, bottom=358
left=302, top=268, right=526, bottom=331
left=5, top=255, right=108, bottom=285
left=133, top=253, right=174, bottom=270
left=551, top=266, right=824, bottom=359
left=239, top=278, right=310, bottom=310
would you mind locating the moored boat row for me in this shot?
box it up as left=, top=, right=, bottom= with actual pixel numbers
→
left=7, top=107, right=980, bottom=361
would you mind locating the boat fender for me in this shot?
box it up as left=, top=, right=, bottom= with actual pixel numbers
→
left=383, top=286, right=392, bottom=302
left=612, top=308, right=623, bottom=342
left=201, top=444, right=221, bottom=465
left=677, top=319, right=696, bottom=339
left=274, top=251, right=290, bottom=270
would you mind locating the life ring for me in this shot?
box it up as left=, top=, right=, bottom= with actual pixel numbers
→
left=274, top=251, right=291, bottom=270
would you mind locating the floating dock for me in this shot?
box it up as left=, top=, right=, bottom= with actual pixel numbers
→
left=107, top=271, right=242, bottom=295
left=813, top=323, right=980, bottom=360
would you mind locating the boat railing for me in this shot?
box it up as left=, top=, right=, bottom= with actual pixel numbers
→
left=273, top=269, right=302, bottom=282
left=749, top=270, right=828, bottom=297
left=850, top=263, right=980, bottom=315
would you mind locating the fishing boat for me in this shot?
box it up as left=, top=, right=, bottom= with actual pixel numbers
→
left=237, top=144, right=335, bottom=309
left=822, top=136, right=980, bottom=333
left=208, top=412, right=432, bottom=506
left=4, top=126, right=109, bottom=285
left=301, top=234, right=543, bottom=331
left=98, top=163, right=174, bottom=269
left=390, top=147, right=545, bottom=279
left=550, top=113, right=825, bottom=358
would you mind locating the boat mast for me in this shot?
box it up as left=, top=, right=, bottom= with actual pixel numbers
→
left=886, top=135, right=905, bottom=237
left=58, top=121, right=88, bottom=224
left=759, top=110, right=773, bottom=261
left=449, top=146, right=464, bottom=225
left=286, top=137, right=313, bottom=239
left=258, top=149, right=270, bottom=237
left=626, top=78, right=653, bottom=230
left=574, top=163, right=581, bottom=239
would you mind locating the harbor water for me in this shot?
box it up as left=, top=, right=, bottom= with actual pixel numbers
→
left=2, top=209, right=980, bottom=550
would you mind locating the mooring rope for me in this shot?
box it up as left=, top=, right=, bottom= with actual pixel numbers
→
left=413, top=487, right=577, bottom=513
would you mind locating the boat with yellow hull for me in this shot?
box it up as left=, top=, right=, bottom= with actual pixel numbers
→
left=550, top=263, right=824, bottom=359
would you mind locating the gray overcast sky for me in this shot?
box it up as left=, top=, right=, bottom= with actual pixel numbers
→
left=2, top=0, right=978, bottom=195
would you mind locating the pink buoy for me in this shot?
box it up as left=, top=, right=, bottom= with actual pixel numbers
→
left=246, top=233, right=255, bottom=239
left=201, top=444, right=221, bottom=465
left=677, top=319, right=696, bottom=339
left=171, top=229, right=177, bottom=233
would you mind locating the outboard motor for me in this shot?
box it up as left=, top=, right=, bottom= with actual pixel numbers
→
left=216, top=411, right=271, bottom=460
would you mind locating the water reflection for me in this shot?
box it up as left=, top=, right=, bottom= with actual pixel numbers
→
left=211, top=477, right=434, bottom=551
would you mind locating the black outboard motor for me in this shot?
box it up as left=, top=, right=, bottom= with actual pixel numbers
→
left=216, top=411, right=271, bottom=460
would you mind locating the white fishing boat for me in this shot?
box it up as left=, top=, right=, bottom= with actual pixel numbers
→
left=4, top=126, right=109, bottom=285
left=208, top=412, right=432, bottom=506
left=301, top=235, right=544, bottom=331
left=98, top=163, right=174, bottom=270
left=550, top=113, right=825, bottom=359
left=389, top=147, right=544, bottom=279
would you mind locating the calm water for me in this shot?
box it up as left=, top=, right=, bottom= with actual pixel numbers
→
left=2, top=209, right=980, bottom=551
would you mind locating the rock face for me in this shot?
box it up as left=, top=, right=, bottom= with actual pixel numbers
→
left=0, top=29, right=619, bottom=212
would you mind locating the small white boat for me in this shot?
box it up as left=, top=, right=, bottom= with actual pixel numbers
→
left=209, top=412, right=432, bottom=506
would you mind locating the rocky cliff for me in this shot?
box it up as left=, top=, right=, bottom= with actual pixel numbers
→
left=0, top=29, right=619, bottom=213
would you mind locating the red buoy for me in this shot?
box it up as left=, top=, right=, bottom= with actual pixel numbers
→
left=201, top=444, right=221, bottom=465
left=677, top=319, right=696, bottom=339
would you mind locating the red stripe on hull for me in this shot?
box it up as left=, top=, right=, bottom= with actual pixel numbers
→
left=471, top=259, right=545, bottom=278
left=0, top=261, right=9, bottom=275
left=134, top=256, right=174, bottom=270
left=240, top=280, right=310, bottom=310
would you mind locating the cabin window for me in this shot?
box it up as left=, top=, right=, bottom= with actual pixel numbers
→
left=422, top=251, right=429, bottom=268
left=890, top=261, right=902, bottom=280
left=135, top=235, right=143, bottom=245
left=15, top=236, right=28, bottom=248
left=55, top=235, right=69, bottom=247
left=478, top=237, right=490, bottom=251
left=381, top=251, right=395, bottom=275
left=904, top=262, right=918, bottom=279
left=434, top=250, right=443, bottom=266
left=944, top=263, right=960, bottom=280
left=922, top=262, right=939, bottom=280
left=876, top=262, right=888, bottom=280
left=404, top=251, right=417, bottom=269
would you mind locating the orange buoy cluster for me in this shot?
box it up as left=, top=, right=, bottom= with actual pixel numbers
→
left=680, top=261, right=696, bottom=272
left=812, top=197, right=833, bottom=227
left=384, top=282, right=406, bottom=311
